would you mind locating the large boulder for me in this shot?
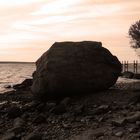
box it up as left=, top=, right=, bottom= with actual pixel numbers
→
left=31, top=41, right=122, bottom=100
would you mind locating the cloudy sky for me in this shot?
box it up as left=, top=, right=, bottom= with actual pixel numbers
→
left=0, top=0, right=140, bottom=62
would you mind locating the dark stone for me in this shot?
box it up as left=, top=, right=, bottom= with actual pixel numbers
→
left=50, top=104, right=66, bottom=115
left=129, top=94, right=140, bottom=104
left=7, top=106, right=22, bottom=119
left=133, top=73, right=140, bottom=79
left=33, top=114, right=46, bottom=124
left=60, top=97, right=71, bottom=106
left=13, top=79, right=33, bottom=90
left=112, top=119, right=126, bottom=127
left=115, top=131, right=123, bottom=137
left=1, top=132, right=16, bottom=140
left=73, top=104, right=85, bottom=116
left=4, top=85, right=12, bottom=89
left=24, top=133, right=42, bottom=140
left=126, top=111, right=140, bottom=123
left=89, top=105, right=110, bottom=115
left=122, top=71, right=134, bottom=79
left=31, top=41, right=122, bottom=100
left=13, top=117, right=24, bottom=128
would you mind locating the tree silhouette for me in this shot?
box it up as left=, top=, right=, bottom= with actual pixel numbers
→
left=129, top=20, right=140, bottom=48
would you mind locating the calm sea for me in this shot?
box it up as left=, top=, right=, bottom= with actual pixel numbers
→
left=0, top=62, right=35, bottom=93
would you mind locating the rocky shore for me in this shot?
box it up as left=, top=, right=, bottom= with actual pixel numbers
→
left=0, top=78, right=140, bottom=140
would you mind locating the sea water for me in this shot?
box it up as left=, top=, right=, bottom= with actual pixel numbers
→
left=0, top=62, right=35, bottom=93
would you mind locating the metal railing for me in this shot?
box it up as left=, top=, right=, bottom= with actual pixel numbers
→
left=122, top=60, right=138, bottom=73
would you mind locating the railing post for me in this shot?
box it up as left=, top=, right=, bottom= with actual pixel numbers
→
left=127, top=61, right=128, bottom=71
left=134, top=60, right=138, bottom=74
left=124, top=61, right=128, bottom=72
left=134, top=60, right=135, bottom=73
left=122, top=61, right=123, bottom=72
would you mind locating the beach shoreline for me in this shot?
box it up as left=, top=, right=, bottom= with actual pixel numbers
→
left=0, top=77, right=140, bottom=140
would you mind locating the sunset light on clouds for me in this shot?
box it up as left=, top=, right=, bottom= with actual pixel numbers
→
left=0, top=0, right=140, bottom=62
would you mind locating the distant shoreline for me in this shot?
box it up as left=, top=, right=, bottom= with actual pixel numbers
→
left=0, top=61, right=35, bottom=64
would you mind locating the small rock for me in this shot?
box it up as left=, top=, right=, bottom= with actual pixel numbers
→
left=2, top=132, right=15, bottom=140
left=128, top=127, right=137, bottom=133
left=24, top=133, right=42, bottom=140
left=51, top=104, right=66, bottom=115
left=13, top=79, right=32, bottom=90
left=73, top=104, right=85, bottom=116
left=115, top=131, right=123, bottom=137
left=112, top=119, right=126, bottom=127
left=7, top=118, right=25, bottom=136
left=62, top=123, right=71, bottom=129
left=13, top=117, right=24, bottom=128
left=94, top=132, right=104, bottom=138
left=91, top=105, right=109, bottom=115
left=136, top=121, right=140, bottom=126
left=129, top=95, right=140, bottom=104
left=4, top=85, right=12, bottom=89
left=133, top=73, right=140, bottom=79
left=126, top=111, right=140, bottom=123
left=122, top=71, right=134, bottom=79
left=7, top=106, right=22, bottom=118
left=134, top=132, right=140, bottom=138
left=127, top=123, right=139, bottom=133
left=45, top=102, right=56, bottom=111
left=36, top=103, right=46, bottom=112
left=33, top=114, right=46, bottom=124
left=60, top=97, right=71, bottom=106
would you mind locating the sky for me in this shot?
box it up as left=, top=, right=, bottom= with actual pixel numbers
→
left=0, top=0, right=140, bottom=62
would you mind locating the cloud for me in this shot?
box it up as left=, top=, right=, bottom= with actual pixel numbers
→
left=0, top=0, right=140, bottom=61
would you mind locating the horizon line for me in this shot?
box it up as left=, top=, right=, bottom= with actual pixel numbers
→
left=0, top=61, right=35, bottom=63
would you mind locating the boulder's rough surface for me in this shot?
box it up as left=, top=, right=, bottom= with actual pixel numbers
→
left=31, top=41, right=122, bottom=100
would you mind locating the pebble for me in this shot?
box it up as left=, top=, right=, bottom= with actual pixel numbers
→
left=1, top=132, right=16, bottom=140
left=115, top=131, right=123, bottom=137
left=126, top=111, right=140, bottom=123
left=60, top=97, right=71, bottom=106
left=91, top=105, right=109, bottom=115
left=51, top=104, right=66, bottom=115
left=7, top=106, right=22, bottom=119
left=23, top=132, right=42, bottom=140
left=94, top=132, right=104, bottom=138
left=134, top=132, right=140, bottom=138
left=112, top=119, right=126, bottom=127
left=13, top=117, right=24, bottom=128
left=33, top=114, right=46, bottom=124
